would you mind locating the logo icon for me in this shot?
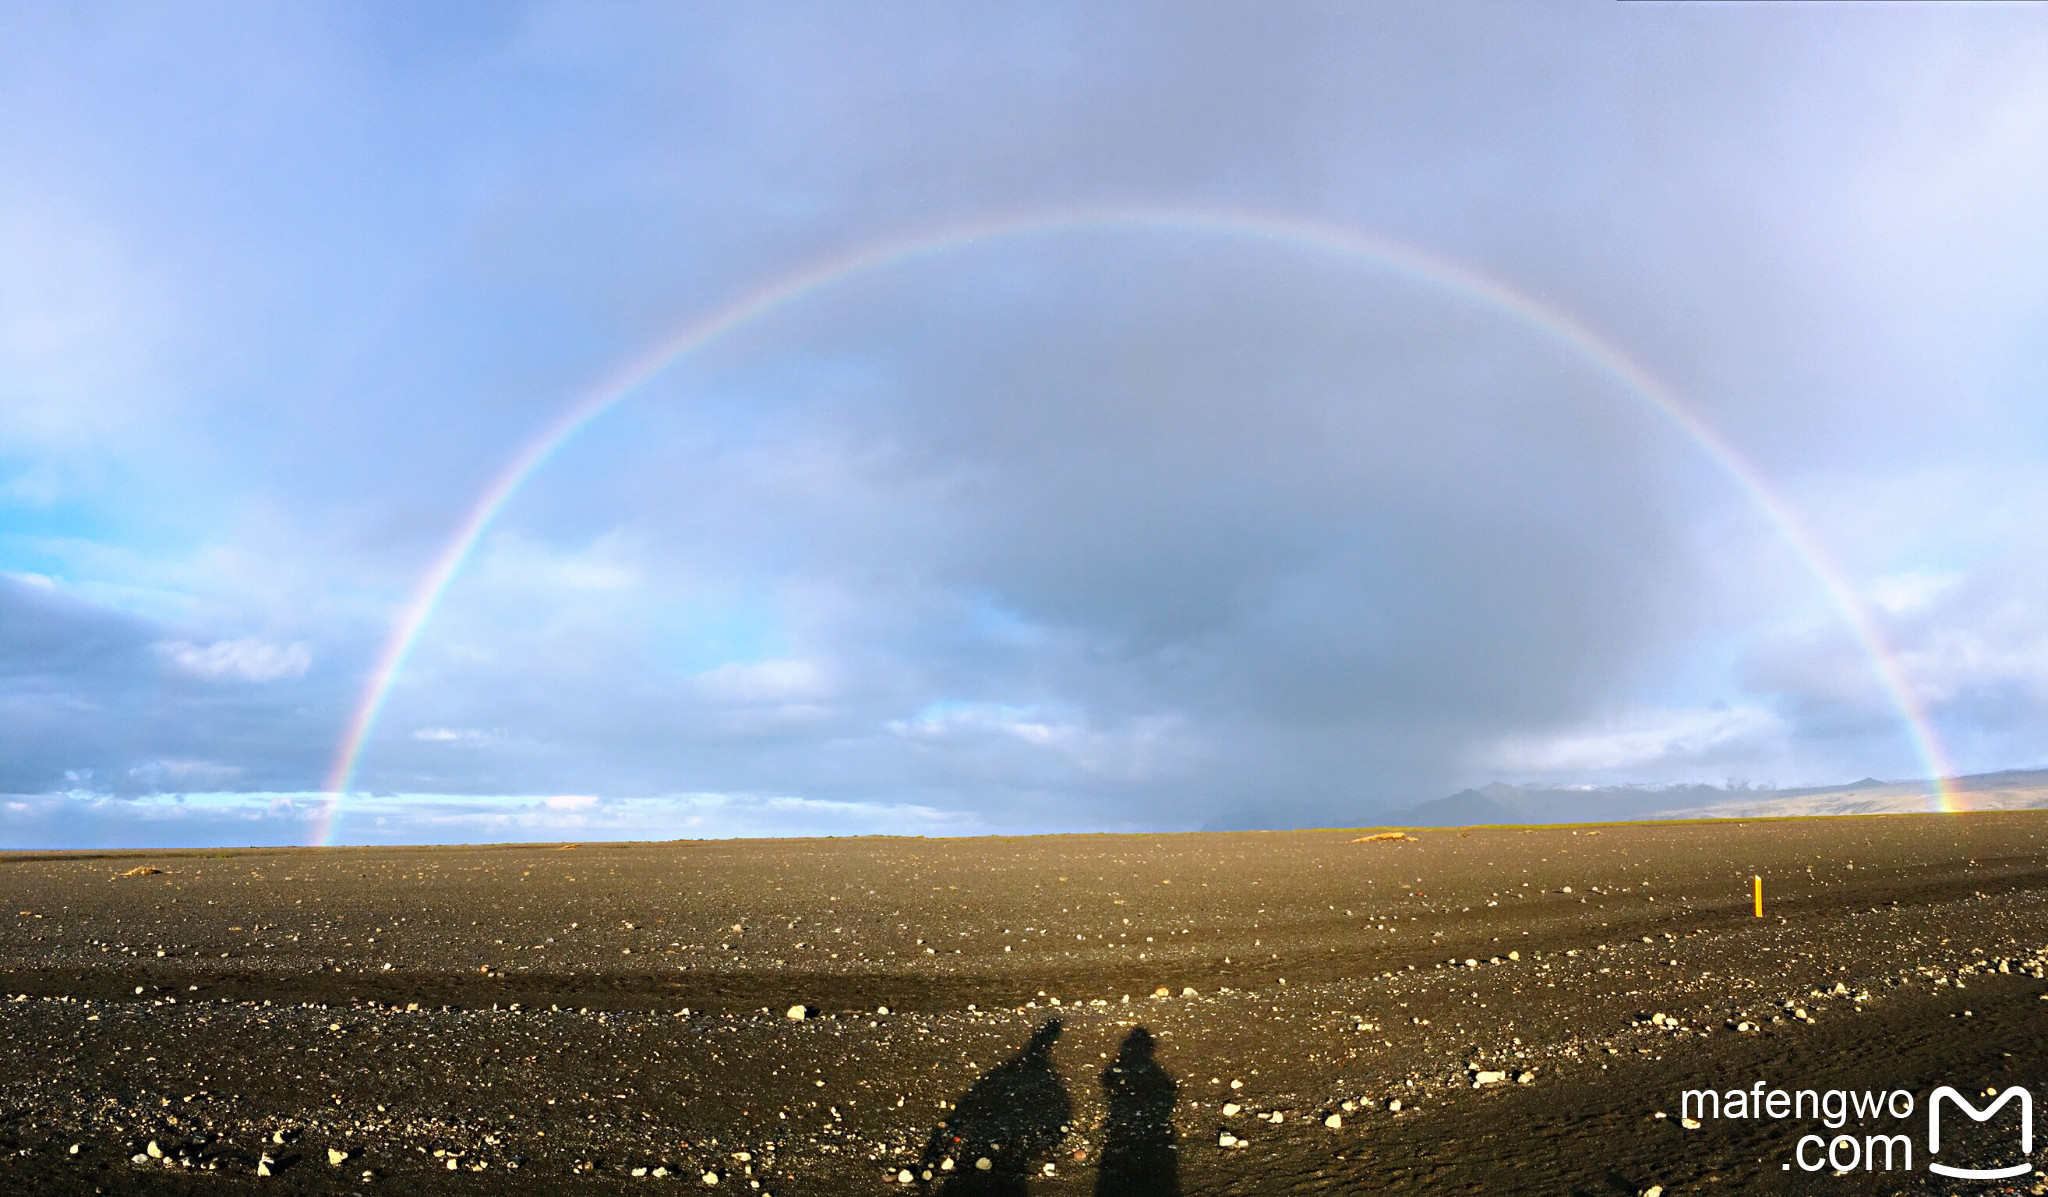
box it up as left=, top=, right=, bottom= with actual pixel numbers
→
left=1928, top=1085, right=2032, bottom=1180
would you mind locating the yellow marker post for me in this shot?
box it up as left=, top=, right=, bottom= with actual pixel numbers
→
left=1754, top=875, right=1763, bottom=917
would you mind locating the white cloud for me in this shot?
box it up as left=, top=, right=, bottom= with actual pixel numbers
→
left=412, top=727, right=502, bottom=747
left=1868, top=572, right=1960, bottom=615
left=889, top=701, right=1190, bottom=781
left=1483, top=705, right=1784, bottom=776
left=156, top=637, right=311, bottom=683
left=692, top=659, right=832, bottom=703
left=126, top=758, right=244, bottom=785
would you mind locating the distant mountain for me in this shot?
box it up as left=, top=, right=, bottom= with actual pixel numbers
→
left=1396, top=789, right=1519, bottom=826
left=1378, top=767, right=2048, bottom=827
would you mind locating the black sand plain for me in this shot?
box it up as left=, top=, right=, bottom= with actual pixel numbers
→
left=6, top=813, right=2048, bottom=1195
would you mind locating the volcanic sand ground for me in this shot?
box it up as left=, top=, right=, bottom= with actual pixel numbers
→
left=6, top=814, right=2048, bottom=1195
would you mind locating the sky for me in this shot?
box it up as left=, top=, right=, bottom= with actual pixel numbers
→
left=5, top=2, right=2048, bottom=847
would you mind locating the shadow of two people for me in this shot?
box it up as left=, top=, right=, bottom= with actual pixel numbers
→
left=921, top=1018, right=1179, bottom=1196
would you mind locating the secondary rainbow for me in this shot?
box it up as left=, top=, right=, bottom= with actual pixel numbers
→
left=314, top=207, right=1958, bottom=844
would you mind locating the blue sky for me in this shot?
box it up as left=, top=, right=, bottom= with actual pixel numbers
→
left=5, top=3, right=2048, bottom=846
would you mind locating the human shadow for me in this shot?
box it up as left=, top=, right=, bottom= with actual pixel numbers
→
left=924, top=1018, right=1070, bottom=1195
left=1094, top=1026, right=1180, bottom=1196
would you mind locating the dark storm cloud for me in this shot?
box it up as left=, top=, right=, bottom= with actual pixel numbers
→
left=370, top=238, right=1709, bottom=824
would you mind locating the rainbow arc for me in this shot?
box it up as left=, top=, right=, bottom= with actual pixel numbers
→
left=314, top=208, right=1956, bottom=844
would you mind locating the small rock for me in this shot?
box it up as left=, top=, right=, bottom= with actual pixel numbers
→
left=1516, top=1071, right=1536, bottom=1084
left=632, top=1166, right=648, bottom=1177
left=1642, top=1187, right=1663, bottom=1197
left=897, top=1169, right=914, bottom=1183
left=328, top=1148, right=349, bottom=1166
left=701, top=1169, right=721, bottom=1184
left=1217, top=1132, right=1239, bottom=1148
left=1680, top=1117, right=1702, bottom=1130
left=1388, top=1099, right=1403, bottom=1111
left=975, top=1157, right=992, bottom=1171
left=1221, top=1103, right=1241, bottom=1116
left=786, top=1005, right=810, bottom=1021
left=68, top=1144, right=80, bottom=1155
left=1473, top=1071, right=1507, bottom=1087
left=146, top=1141, right=164, bottom=1159
left=1324, top=1114, right=1342, bottom=1128
left=1153, top=987, right=1171, bottom=998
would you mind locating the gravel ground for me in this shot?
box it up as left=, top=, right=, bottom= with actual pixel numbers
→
left=4, top=813, right=2048, bottom=1194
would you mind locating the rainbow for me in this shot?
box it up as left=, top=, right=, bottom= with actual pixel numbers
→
left=313, top=207, right=1957, bottom=844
